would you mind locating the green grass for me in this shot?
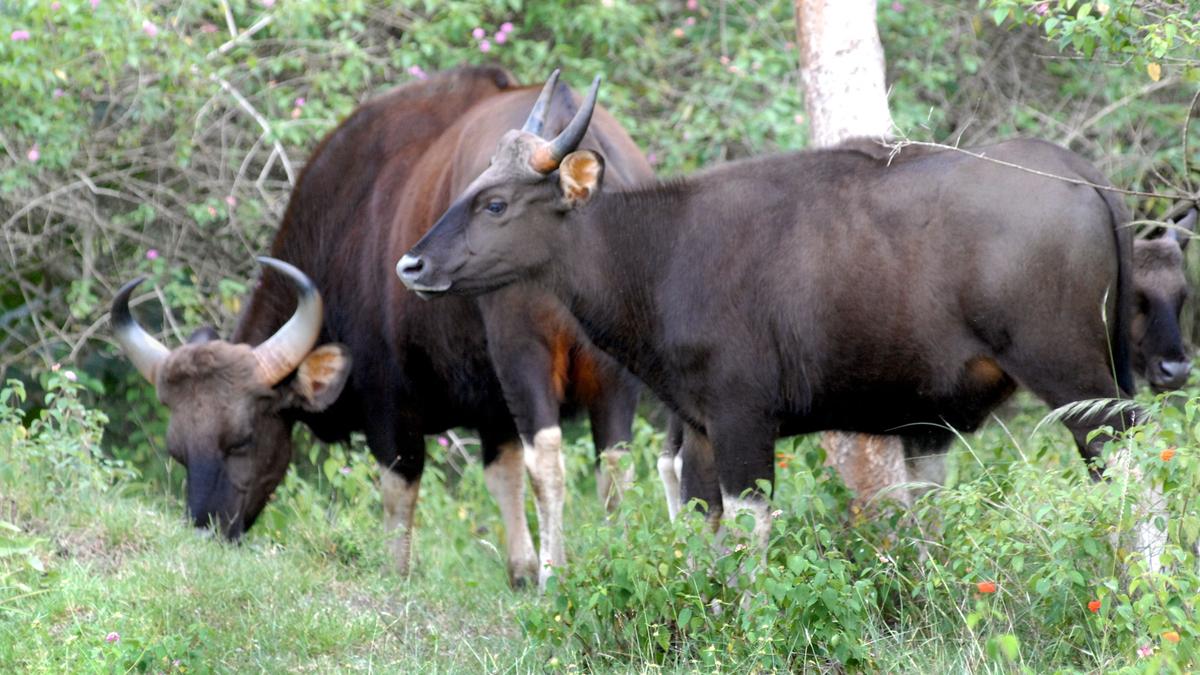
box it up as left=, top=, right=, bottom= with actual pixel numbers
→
left=3, top=376, right=1200, bottom=672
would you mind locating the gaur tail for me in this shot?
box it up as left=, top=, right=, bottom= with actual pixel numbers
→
left=1096, top=182, right=1136, bottom=398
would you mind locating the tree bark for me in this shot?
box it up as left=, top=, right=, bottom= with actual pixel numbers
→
left=795, top=0, right=908, bottom=513
left=794, top=0, right=894, bottom=146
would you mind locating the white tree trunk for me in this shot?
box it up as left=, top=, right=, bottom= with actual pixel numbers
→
left=796, top=0, right=909, bottom=511
left=794, top=0, right=894, bottom=146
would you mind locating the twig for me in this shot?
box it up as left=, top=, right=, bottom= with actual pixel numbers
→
left=207, top=14, right=274, bottom=59
left=209, top=73, right=297, bottom=186
left=886, top=138, right=1193, bottom=201
left=1182, top=86, right=1200, bottom=195
left=1061, top=77, right=1178, bottom=146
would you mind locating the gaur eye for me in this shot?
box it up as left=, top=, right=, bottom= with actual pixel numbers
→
left=485, top=199, right=507, bottom=215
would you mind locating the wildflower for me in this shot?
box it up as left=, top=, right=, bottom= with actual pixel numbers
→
left=494, top=32, right=506, bottom=44
left=224, top=195, right=236, bottom=207
left=91, top=0, right=100, bottom=8
left=472, top=27, right=485, bottom=40
left=687, top=0, right=698, bottom=9
left=794, top=114, right=805, bottom=125
left=146, top=249, right=159, bottom=260
left=1087, top=599, right=1101, bottom=613
left=770, top=509, right=783, bottom=519
left=294, top=97, right=306, bottom=108
left=478, top=39, right=491, bottom=53
left=64, top=371, right=77, bottom=382
left=976, top=581, right=997, bottom=594
left=685, top=16, right=695, bottom=26
left=200, top=23, right=218, bottom=33
left=672, top=27, right=684, bottom=38
left=1138, top=644, right=1155, bottom=658
left=51, top=1, right=61, bottom=9
left=891, top=1, right=904, bottom=11
left=340, top=466, right=351, bottom=476
left=1163, top=630, right=1181, bottom=643
left=105, top=632, right=120, bottom=643
left=26, top=144, right=39, bottom=162
left=291, top=107, right=301, bottom=119
left=207, top=206, right=217, bottom=217
left=437, top=436, right=449, bottom=447
left=53, top=88, right=64, bottom=98
left=261, top=0, right=275, bottom=6
left=646, top=151, right=657, bottom=166
left=11, top=30, right=30, bottom=41
left=500, top=22, right=514, bottom=34
left=719, top=55, right=730, bottom=65
left=1033, top=2, right=1049, bottom=15
left=407, top=65, right=427, bottom=80
left=142, top=20, right=159, bottom=38
left=1160, top=447, right=1176, bottom=461
left=734, top=543, right=747, bottom=552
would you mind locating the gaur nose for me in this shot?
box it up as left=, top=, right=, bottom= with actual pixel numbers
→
left=1159, top=359, right=1191, bottom=382
left=397, top=254, right=425, bottom=282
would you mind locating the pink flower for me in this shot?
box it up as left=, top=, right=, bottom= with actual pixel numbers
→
left=500, top=22, right=514, bottom=33
left=340, top=466, right=351, bottom=476
left=494, top=31, right=506, bottom=44
left=200, top=23, right=218, bottom=33
left=26, top=145, right=39, bottom=162
left=10, top=30, right=30, bottom=41
left=687, top=0, right=698, bottom=9
left=437, top=436, right=449, bottom=447
left=63, top=370, right=77, bottom=382
left=685, top=16, right=696, bottom=26
left=261, top=0, right=275, bottom=6
left=291, top=107, right=301, bottom=119
left=1138, top=644, right=1155, bottom=658
left=719, top=54, right=730, bottom=65
left=146, top=249, right=159, bottom=260
left=1034, top=2, right=1049, bottom=15
left=672, top=27, right=684, bottom=38
left=52, top=88, right=64, bottom=98
left=891, top=1, right=904, bottom=11
left=142, top=20, right=158, bottom=38
left=224, top=195, right=236, bottom=207
left=207, top=206, right=217, bottom=217
left=472, top=27, right=485, bottom=40
left=51, top=1, right=61, bottom=10
left=646, top=151, right=657, bottom=166
left=478, top=39, right=491, bottom=53
left=407, top=65, right=427, bottom=80
left=105, top=632, right=120, bottom=643
left=793, top=114, right=804, bottom=125
left=294, top=97, right=305, bottom=107
left=90, top=0, right=100, bottom=8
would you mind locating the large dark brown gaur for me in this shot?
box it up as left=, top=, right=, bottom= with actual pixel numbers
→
left=399, top=72, right=1140, bottom=551
left=818, top=205, right=1196, bottom=514
left=111, top=66, right=652, bottom=589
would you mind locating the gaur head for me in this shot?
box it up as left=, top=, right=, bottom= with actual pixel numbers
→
left=397, top=70, right=605, bottom=297
left=111, top=257, right=351, bottom=538
left=1132, top=207, right=1195, bottom=391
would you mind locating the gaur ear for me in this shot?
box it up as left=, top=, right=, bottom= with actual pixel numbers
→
left=287, top=343, right=351, bottom=412
left=188, top=326, right=219, bottom=344
left=558, top=150, right=605, bottom=209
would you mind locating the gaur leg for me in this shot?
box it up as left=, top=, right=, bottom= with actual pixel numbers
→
left=658, top=415, right=685, bottom=520
left=707, top=410, right=778, bottom=554
left=480, top=296, right=568, bottom=589
left=586, top=356, right=640, bottom=513
left=679, top=422, right=723, bottom=526
left=480, top=429, right=538, bottom=588
left=369, top=421, right=425, bottom=578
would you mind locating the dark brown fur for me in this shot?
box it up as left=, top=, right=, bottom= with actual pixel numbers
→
left=404, top=133, right=1137, bottom=511
left=141, top=67, right=652, bottom=586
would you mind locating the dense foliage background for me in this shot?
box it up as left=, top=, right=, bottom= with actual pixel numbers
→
left=3, top=0, right=1200, bottom=670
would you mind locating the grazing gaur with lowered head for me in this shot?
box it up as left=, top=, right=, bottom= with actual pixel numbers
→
left=399, top=72, right=1139, bottom=548
left=111, top=66, right=651, bottom=589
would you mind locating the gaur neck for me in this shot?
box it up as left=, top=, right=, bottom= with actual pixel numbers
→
left=551, top=183, right=687, bottom=380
